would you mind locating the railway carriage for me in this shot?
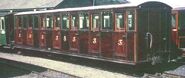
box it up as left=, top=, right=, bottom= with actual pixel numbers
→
left=0, top=16, right=6, bottom=46
left=171, top=8, right=185, bottom=56
left=14, top=1, right=174, bottom=65
left=0, top=14, right=14, bottom=47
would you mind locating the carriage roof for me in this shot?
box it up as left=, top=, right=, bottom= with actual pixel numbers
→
left=15, top=0, right=175, bottom=15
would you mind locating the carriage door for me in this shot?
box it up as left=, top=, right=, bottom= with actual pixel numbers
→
left=0, top=17, right=6, bottom=45
left=39, top=15, right=46, bottom=48
left=138, top=8, right=170, bottom=57
left=22, top=16, right=28, bottom=45
left=15, top=16, right=23, bottom=44
left=61, top=14, right=70, bottom=51
left=177, top=11, right=185, bottom=48
left=171, top=11, right=178, bottom=46
left=69, top=14, right=79, bottom=52
left=33, top=15, right=39, bottom=48
left=26, top=15, right=34, bottom=46
left=126, top=10, right=136, bottom=61
left=53, top=14, right=61, bottom=50
left=114, top=13, right=127, bottom=59
left=45, top=14, right=53, bottom=50
left=79, top=13, right=90, bottom=54
left=101, top=11, right=114, bottom=58
left=89, top=14, right=100, bottom=55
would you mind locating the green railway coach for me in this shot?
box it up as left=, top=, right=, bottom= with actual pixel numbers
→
left=0, top=16, right=6, bottom=46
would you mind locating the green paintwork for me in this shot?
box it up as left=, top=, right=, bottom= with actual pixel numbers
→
left=0, top=31, right=6, bottom=45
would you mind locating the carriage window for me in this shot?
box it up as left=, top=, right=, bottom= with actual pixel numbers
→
left=62, top=15, right=69, bottom=29
left=33, top=15, right=39, bottom=28
left=179, top=13, right=185, bottom=29
left=56, top=17, right=61, bottom=27
left=116, top=13, right=124, bottom=29
left=92, top=15, right=100, bottom=30
left=41, top=16, right=45, bottom=28
left=46, top=16, right=53, bottom=28
left=17, top=16, right=22, bottom=28
left=79, top=14, right=89, bottom=29
left=127, top=11, right=135, bottom=30
left=28, top=15, right=33, bottom=27
left=71, top=15, right=77, bottom=29
left=171, top=14, right=176, bottom=28
left=0, top=18, right=2, bottom=30
left=0, top=17, right=5, bottom=30
left=23, top=16, right=28, bottom=28
left=103, top=14, right=112, bottom=29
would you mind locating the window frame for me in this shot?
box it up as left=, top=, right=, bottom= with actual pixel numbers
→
left=127, top=10, right=135, bottom=31
left=79, top=13, right=89, bottom=30
left=33, top=15, right=39, bottom=29
left=70, top=14, right=78, bottom=30
left=102, top=12, right=113, bottom=30
left=45, top=14, right=53, bottom=29
left=115, top=13, right=125, bottom=30
left=54, top=14, right=61, bottom=29
left=16, top=16, right=23, bottom=28
left=171, top=14, right=176, bottom=29
left=61, top=14, right=70, bottom=30
left=92, top=13, right=100, bottom=31
left=28, top=15, right=33, bottom=28
left=179, top=12, right=185, bottom=29
left=0, top=17, right=5, bottom=30
left=22, top=15, right=28, bottom=29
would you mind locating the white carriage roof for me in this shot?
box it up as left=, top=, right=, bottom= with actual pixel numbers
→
left=14, top=0, right=165, bottom=15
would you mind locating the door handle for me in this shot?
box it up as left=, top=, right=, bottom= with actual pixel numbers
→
left=146, top=32, right=153, bottom=48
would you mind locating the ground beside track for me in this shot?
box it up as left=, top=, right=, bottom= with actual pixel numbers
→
left=0, top=58, right=79, bottom=78
left=0, top=52, right=134, bottom=78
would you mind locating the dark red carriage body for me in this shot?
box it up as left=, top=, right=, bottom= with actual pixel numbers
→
left=14, top=1, right=173, bottom=65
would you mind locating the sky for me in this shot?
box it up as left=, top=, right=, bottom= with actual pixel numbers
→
left=128, top=0, right=185, bottom=9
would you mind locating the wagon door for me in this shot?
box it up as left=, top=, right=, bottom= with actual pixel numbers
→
left=45, top=14, right=53, bottom=50
left=88, top=13, right=100, bottom=55
left=171, top=11, right=178, bottom=46
left=39, top=15, right=47, bottom=48
left=15, top=16, right=23, bottom=44
left=52, top=14, right=61, bottom=50
left=15, top=16, right=27, bottom=45
left=138, top=8, right=171, bottom=60
left=113, top=12, right=127, bottom=59
left=79, top=13, right=90, bottom=54
left=69, top=14, right=79, bottom=52
left=177, top=11, right=185, bottom=48
left=26, top=15, right=34, bottom=46
left=101, top=11, right=114, bottom=58
left=22, top=16, right=28, bottom=45
left=61, top=14, right=70, bottom=51
left=33, top=15, right=39, bottom=48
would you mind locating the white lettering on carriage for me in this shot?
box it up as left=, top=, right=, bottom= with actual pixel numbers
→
left=72, top=37, right=76, bottom=42
left=56, top=35, right=59, bottom=40
left=29, top=34, right=32, bottom=38
left=93, top=38, right=97, bottom=44
left=41, top=35, right=44, bottom=39
left=18, top=33, right=21, bottom=37
left=118, top=39, right=123, bottom=46
left=63, top=36, right=67, bottom=42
